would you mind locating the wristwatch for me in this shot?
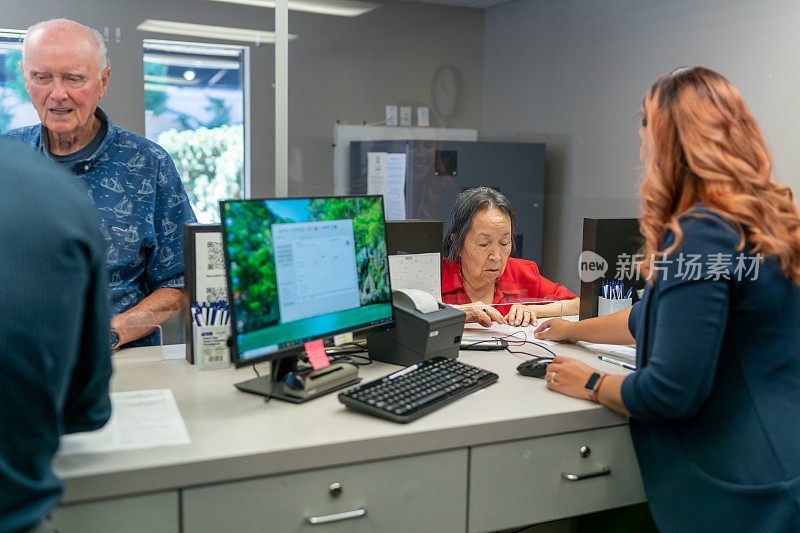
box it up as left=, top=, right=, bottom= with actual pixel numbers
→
left=585, top=372, right=607, bottom=402
left=110, top=328, right=121, bottom=352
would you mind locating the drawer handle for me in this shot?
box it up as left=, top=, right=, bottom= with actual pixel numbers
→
left=562, top=465, right=611, bottom=481
left=306, top=508, right=367, bottom=525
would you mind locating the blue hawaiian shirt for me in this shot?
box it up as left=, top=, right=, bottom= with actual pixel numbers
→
left=4, top=108, right=196, bottom=345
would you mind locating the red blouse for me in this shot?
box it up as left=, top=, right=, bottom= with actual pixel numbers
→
left=441, top=257, right=577, bottom=316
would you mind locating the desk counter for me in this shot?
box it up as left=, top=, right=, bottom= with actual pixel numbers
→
left=53, top=336, right=645, bottom=532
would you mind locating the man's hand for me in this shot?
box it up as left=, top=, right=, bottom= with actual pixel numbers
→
left=110, top=287, right=186, bottom=348
left=505, top=304, right=537, bottom=326
left=455, top=302, right=507, bottom=327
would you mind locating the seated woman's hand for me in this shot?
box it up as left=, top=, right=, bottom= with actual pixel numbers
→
left=505, top=304, right=537, bottom=326
left=534, top=318, right=576, bottom=342
left=455, top=302, right=507, bottom=327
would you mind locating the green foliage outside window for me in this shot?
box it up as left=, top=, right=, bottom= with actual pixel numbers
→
left=0, top=50, right=30, bottom=132
left=157, top=124, right=243, bottom=222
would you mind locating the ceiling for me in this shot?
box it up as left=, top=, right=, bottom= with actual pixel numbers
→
left=400, top=0, right=512, bottom=8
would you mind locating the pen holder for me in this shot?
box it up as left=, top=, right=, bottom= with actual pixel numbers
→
left=597, top=296, right=632, bottom=317
left=193, top=324, right=230, bottom=370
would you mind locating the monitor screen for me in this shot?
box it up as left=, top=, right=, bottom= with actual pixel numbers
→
left=220, top=195, right=393, bottom=367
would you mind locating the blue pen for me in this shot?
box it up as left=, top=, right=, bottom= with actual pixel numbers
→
left=598, top=355, right=636, bottom=370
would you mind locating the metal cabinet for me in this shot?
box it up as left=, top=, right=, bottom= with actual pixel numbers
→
left=468, top=425, right=646, bottom=532
left=182, top=449, right=468, bottom=532
left=52, top=491, right=179, bottom=533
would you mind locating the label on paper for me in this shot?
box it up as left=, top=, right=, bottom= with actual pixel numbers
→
left=195, top=232, right=228, bottom=304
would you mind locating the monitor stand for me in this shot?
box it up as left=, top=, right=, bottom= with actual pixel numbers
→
left=234, top=357, right=360, bottom=404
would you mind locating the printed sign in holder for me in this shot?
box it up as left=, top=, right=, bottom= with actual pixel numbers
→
left=183, top=223, right=229, bottom=364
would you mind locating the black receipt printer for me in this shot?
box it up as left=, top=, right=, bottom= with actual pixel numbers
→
left=366, top=289, right=466, bottom=366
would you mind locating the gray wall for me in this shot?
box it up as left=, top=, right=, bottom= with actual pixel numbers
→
left=2, top=0, right=483, bottom=199
left=481, top=0, right=800, bottom=292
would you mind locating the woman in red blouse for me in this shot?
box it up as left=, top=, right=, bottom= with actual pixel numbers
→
left=442, top=187, right=579, bottom=327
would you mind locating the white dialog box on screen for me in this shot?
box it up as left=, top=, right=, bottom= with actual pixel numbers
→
left=272, top=220, right=360, bottom=323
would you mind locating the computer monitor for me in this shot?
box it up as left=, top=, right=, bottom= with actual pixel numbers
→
left=220, top=195, right=394, bottom=399
left=385, top=219, right=443, bottom=256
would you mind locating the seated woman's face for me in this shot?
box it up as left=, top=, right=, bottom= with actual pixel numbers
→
left=459, top=207, right=512, bottom=288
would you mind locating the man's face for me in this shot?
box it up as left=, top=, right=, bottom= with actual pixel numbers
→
left=21, top=27, right=109, bottom=138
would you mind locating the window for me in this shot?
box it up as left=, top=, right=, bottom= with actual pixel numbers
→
left=0, top=30, right=36, bottom=132
left=144, top=40, right=248, bottom=223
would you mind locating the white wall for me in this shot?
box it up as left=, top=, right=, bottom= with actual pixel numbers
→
left=481, top=0, right=800, bottom=291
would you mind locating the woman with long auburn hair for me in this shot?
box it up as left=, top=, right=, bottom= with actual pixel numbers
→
left=534, top=67, right=800, bottom=531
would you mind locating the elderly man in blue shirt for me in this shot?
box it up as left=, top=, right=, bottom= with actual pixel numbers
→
left=5, top=18, right=196, bottom=350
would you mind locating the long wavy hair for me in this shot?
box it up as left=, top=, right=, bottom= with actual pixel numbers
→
left=638, top=66, right=800, bottom=284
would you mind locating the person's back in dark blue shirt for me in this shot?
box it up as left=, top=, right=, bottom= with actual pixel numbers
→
left=0, top=138, right=112, bottom=533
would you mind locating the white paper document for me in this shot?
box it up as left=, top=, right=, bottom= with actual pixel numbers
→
left=578, top=342, right=637, bottom=362
left=367, top=151, right=406, bottom=219
left=58, top=389, right=191, bottom=455
left=389, top=252, right=441, bottom=301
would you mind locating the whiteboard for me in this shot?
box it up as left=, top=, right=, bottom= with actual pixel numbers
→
left=332, top=124, right=477, bottom=195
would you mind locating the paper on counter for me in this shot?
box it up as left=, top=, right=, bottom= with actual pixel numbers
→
left=58, top=389, right=190, bottom=455
left=395, top=288, right=439, bottom=313
left=578, top=342, right=636, bottom=362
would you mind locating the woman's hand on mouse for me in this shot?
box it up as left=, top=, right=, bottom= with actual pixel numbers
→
left=455, top=302, right=506, bottom=327
left=505, top=304, right=537, bottom=326
left=534, top=318, right=576, bottom=342
left=545, top=356, right=595, bottom=399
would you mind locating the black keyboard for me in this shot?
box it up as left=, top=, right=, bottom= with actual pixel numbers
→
left=338, top=357, right=499, bottom=423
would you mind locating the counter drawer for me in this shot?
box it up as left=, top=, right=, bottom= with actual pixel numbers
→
left=183, top=449, right=467, bottom=532
left=469, top=425, right=645, bottom=532
left=53, top=491, right=178, bottom=533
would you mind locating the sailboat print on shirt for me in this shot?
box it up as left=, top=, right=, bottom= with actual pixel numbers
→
left=158, top=246, right=175, bottom=265
left=124, top=225, right=140, bottom=243
left=100, top=176, right=124, bottom=192
left=167, top=192, right=186, bottom=208
left=162, top=219, right=178, bottom=235
left=137, top=179, right=154, bottom=195
left=113, top=196, right=133, bottom=217
left=126, top=152, right=147, bottom=172
left=109, top=271, right=123, bottom=287
left=106, top=245, right=119, bottom=265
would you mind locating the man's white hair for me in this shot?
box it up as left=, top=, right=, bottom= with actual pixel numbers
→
left=22, top=19, right=109, bottom=73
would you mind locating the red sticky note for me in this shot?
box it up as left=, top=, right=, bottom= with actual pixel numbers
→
left=305, top=339, right=330, bottom=370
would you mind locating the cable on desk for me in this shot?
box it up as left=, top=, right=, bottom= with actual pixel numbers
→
left=481, top=330, right=558, bottom=359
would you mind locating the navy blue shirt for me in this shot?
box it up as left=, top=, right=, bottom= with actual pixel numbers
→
left=0, top=138, right=112, bottom=533
left=622, top=208, right=800, bottom=532
left=4, top=109, right=196, bottom=345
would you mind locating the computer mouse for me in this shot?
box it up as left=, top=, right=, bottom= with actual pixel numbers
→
left=516, top=358, right=553, bottom=379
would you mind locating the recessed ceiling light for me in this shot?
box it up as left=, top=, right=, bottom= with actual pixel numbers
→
left=137, top=20, right=297, bottom=44
left=207, top=0, right=378, bottom=17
